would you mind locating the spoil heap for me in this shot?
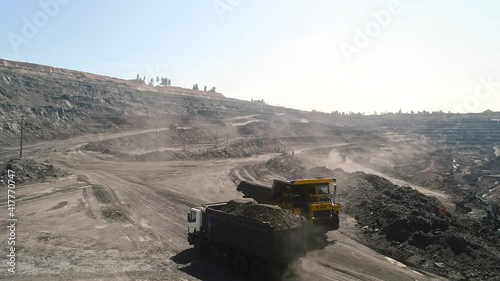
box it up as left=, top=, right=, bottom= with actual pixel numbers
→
left=344, top=173, right=500, bottom=280
left=0, top=158, right=68, bottom=186
left=220, top=200, right=302, bottom=230
left=265, top=153, right=305, bottom=179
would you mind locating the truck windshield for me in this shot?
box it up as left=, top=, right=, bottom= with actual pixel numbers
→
left=188, top=210, right=197, bottom=222
left=314, top=184, right=331, bottom=202
left=289, top=184, right=331, bottom=202
left=316, top=184, right=329, bottom=195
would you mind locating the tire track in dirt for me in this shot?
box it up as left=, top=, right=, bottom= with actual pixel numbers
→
left=81, top=186, right=106, bottom=226
left=231, top=168, right=248, bottom=182
left=52, top=151, right=188, bottom=250
left=81, top=170, right=188, bottom=250
left=242, top=168, right=261, bottom=183
left=7, top=127, right=451, bottom=281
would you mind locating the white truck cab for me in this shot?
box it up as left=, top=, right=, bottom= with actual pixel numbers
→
left=187, top=207, right=203, bottom=234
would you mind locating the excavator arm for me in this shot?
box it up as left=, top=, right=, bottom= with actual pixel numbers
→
left=455, top=192, right=500, bottom=233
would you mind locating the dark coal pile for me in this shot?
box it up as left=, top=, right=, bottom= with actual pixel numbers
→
left=0, top=158, right=68, bottom=186
left=220, top=200, right=302, bottom=230
left=343, top=172, right=500, bottom=280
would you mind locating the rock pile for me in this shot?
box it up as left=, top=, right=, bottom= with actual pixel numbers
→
left=343, top=172, right=500, bottom=280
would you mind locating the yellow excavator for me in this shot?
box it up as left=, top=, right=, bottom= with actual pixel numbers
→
left=237, top=178, right=341, bottom=235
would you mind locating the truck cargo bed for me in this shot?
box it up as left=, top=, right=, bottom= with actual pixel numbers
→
left=205, top=203, right=305, bottom=264
left=236, top=181, right=273, bottom=204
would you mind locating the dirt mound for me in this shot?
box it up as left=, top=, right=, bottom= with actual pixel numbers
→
left=220, top=200, right=302, bottom=230
left=92, top=184, right=113, bottom=204
left=82, top=127, right=212, bottom=155
left=194, top=138, right=284, bottom=160
left=302, top=166, right=347, bottom=180
left=343, top=172, right=500, bottom=280
left=237, top=121, right=269, bottom=136
left=135, top=138, right=285, bottom=161
left=101, top=208, right=128, bottom=222
left=0, top=158, right=68, bottom=186
left=265, top=153, right=305, bottom=179
left=265, top=154, right=345, bottom=180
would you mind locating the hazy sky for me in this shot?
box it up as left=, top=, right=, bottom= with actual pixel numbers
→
left=2, top=0, right=500, bottom=114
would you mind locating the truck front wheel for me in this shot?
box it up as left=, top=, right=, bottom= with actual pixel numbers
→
left=194, top=237, right=207, bottom=256
left=331, top=214, right=340, bottom=230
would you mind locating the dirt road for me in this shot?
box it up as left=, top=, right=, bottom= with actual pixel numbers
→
left=0, top=129, right=446, bottom=280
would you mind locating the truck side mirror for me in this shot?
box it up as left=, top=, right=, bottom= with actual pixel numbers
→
left=333, top=184, right=337, bottom=203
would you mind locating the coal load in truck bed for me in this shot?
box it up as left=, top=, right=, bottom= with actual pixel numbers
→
left=220, top=200, right=302, bottom=230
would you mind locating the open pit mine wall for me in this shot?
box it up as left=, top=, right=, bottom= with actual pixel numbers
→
left=0, top=59, right=301, bottom=146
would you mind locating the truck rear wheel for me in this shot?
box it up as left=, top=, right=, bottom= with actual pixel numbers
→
left=250, top=259, right=269, bottom=280
left=233, top=253, right=248, bottom=275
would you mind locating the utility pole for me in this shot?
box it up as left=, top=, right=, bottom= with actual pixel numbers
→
left=155, top=125, right=158, bottom=152
left=226, top=132, right=229, bottom=145
left=214, top=130, right=218, bottom=147
left=19, top=115, right=24, bottom=158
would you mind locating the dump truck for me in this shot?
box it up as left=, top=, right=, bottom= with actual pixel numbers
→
left=238, top=178, right=341, bottom=235
left=187, top=201, right=306, bottom=279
